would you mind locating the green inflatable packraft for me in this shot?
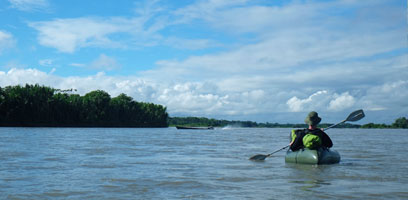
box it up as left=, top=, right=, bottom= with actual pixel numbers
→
left=285, top=148, right=341, bottom=165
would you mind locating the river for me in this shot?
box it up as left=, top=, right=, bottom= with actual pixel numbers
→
left=0, top=127, right=407, bottom=199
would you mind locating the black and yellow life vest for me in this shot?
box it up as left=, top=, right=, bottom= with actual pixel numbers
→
left=291, top=129, right=322, bottom=150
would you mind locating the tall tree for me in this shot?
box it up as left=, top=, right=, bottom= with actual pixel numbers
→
left=392, top=117, right=408, bottom=128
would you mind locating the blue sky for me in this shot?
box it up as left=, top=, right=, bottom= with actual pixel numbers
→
left=0, top=0, right=407, bottom=124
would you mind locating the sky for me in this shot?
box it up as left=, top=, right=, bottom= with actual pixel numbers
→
left=0, top=0, right=407, bottom=124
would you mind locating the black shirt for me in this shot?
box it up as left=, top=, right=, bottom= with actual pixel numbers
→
left=290, top=128, right=333, bottom=151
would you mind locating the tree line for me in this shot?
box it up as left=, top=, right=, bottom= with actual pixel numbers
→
left=169, top=117, right=259, bottom=127
left=168, top=117, right=360, bottom=128
left=169, top=117, right=408, bottom=129
left=360, top=117, right=408, bottom=129
left=0, top=84, right=168, bottom=127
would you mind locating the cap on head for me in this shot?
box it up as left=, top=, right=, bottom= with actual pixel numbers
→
left=305, top=111, right=321, bottom=126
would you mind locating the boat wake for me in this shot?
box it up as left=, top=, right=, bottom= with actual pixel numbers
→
left=222, top=124, right=242, bottom=130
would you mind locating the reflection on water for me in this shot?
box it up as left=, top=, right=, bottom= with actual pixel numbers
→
left=286, top=164, right=333, bottom=192
left=0, top=128, right=407, bottom=199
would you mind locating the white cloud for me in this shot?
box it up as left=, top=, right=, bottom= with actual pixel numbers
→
left=133, top=0, right=164, bottom=17
left=138, top=50, right=407, bottom=118
left=2, top=60, right=26, bottom=70
left=174, top=0, right=403, bottom=37
left=90, top=54, right=121, bottom=71
left=26, top=0, right=175, bottom=53
left=28, top=17, right=133, bottom=53
left=287, top=90, right=329, bottom=112
left=164, top=37, right=219, bottom=50
left=173, top=0, right=248, bottom=23
left=174, top=1, right=316, bottom=35
left=144, top=29, right=404, bottom=84
left=359, top=80, right=408, bottom=112
left=8, top=0, right=49, bottom=12
left=27, top=15, right=219, bottom=53
left=38, top=59, right=53, bottom=67
left=328, top=92, right=355, bottom=111
left=0, top=68, right=56, bottom=86
left=69, top=63, right=85, bottom=67
left=287, top=91, right=357, bottom=112
left=49, top=68, right=56, bottom=74
left=0, top=68, right=269, bottom=116
left=27, top=0, right=404, bottom=58
left=0, top=30, right=16, bottom=53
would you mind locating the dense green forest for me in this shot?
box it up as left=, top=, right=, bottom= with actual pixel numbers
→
left=0, top=84, right=168, bottom=127
left=169, top=116, right=408, bottom=129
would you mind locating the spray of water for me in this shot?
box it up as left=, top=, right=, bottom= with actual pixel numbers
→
left=222, top=124, right=243, bottom=130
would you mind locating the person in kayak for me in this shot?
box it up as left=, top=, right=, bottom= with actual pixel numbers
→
left=289, top=111, right=333, bottom=151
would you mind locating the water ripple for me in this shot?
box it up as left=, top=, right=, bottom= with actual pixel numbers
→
left=0, top=127, right=407, bottom=199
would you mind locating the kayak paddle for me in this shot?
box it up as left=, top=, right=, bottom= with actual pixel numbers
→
left=249, top=145, right=290, bottom=161
left=324, top=109, right=365, bottom=130
left=249, top=109, right=365, bottom=161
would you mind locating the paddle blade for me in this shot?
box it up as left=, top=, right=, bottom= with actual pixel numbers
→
left=346, top=109, right=365, bottom=122
left=249, top=154, right=268, bottom=161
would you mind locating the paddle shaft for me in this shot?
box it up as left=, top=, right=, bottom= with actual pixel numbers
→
left=265, top=145, right=290, bottom=157
left=324, top=120, right=346, bottom=130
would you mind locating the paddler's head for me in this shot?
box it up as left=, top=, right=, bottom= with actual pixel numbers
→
left=305, top=111, right=321, bottom=126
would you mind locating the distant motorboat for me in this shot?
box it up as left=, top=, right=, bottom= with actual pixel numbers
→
left=176, top=126, right=214, bottom=130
